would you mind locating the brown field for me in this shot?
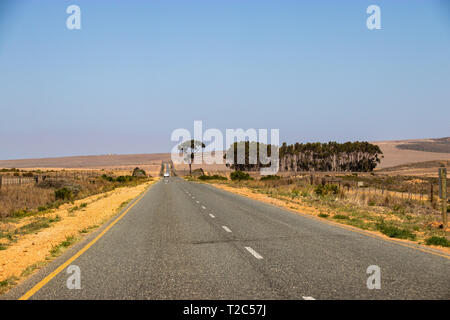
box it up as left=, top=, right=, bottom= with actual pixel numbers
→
left=375, top=138, right=450, bottom=169
left=0, top=138, right=449, bottom=177
left=0, top=153, right=170, bottom=170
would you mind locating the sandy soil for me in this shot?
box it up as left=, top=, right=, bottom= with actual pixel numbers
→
left=0, top=179, right=157, bottom=286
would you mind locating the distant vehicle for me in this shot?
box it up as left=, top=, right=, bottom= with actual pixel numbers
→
left=164, top=172, right=170, bottom=178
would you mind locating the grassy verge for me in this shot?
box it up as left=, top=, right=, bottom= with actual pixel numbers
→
left=49, top=235, right=77, bottom=257
left=192, top=176, right=449, bottom=250
left=0, top=179, right=156, bottom=295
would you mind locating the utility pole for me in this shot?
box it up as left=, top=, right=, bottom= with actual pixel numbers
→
left=438, top=168, right=448, bottom=228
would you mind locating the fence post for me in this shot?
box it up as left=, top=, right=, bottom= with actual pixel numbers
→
left=439, top=168, right=447, bottom=228
left=430, top=184, right=433, bottom=203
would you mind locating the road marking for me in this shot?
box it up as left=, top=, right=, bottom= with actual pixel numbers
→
left=201, top=205, right=206, bottom=210
left=209, top=185, right=450, bottom=261
left=302, top=296, right=315, bottom=300
left=19, top=187, right=151, bottom=300
left=196, top=200, right=200, bottom=204
left=209, top=214, right=215, bottom=218
left=222, top=225, right=232, bottom=233
left=244, top=246, right=263, bottom=259
left=192, top=196, right=195, bottom=199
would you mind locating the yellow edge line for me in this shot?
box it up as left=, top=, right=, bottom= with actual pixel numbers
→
left=210, top=183, right=450, bottom=261
left=19, top=187, right=150, bottom=300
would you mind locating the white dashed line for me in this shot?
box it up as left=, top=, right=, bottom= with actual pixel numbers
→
left=209, top=214, right=215, bottom=218
left=196, top=200, right=200, bottom=204
left=201, top=205, right=206, bottom=210
left=244, top=247, right=263, bottom=260
left=302, top=296, right=315, bottom=300
left=222, top=226, right=232, bottom=233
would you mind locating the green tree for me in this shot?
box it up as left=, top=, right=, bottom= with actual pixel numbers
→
left=178, top=140, right=206, bottom=174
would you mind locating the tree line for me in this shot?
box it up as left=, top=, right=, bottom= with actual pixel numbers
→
left=223, top=141, right=382, bottom=172
left=279, top=141, right=383, bottom=172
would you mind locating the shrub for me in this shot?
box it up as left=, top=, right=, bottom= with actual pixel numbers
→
left=333, top=214, right=350, bottom=220
left=55, top=187, right=73, bottom=201
left=230, top=171, right=252, bottom=181
left=425, top=236, right=450, bottom=247
left=376, top=222, right=416, bottom=240
left=260, top=175, right=281, bottom=181
left=314, top=184, right=339, bottom=196
left=132, top=167, right=147, bottom=177
left=198, top=175, right=227, bottom=181
left=318, top=213, right=329, bottom=218
left=116, top=176, right=135, bottom=183
left=101, top=174, right=115, bottom=182
left=291, top=189, right=300, bottom=198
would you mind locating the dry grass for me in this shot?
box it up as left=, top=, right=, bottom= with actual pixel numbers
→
left=0, top=179, right=156, bottom=294
left=0, top=169, right=152, bottom=219
left=195, top=176, right=449, bottom=250
left=0, top=185, right=54, bottom=219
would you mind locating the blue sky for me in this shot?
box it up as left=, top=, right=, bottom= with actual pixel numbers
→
left=0, top=0, right=449, bottom=160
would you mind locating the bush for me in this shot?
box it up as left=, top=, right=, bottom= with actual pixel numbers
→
left=230, top=171, right=252, bottom=181
left=55, top=187, right=73, bottom=201
left=260, top=175, right=281, bottom=181
left=198, top=175, right=227, bottom=181
left=376, top=222, right=416, bottom=240
left=333, top=214, right=349, bottom=220
left=116, top=176, right=135, bottom=183
left=425, top=236, right=450, bottom=247
left=314, top=184, right=339, bottom=196
left=101, top=174, right=115, bottom=182
left=291, top=189, right=300, bottom=198
left=132, top=167, right=147, bottom=177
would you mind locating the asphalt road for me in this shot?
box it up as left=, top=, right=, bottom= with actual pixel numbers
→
left=11, top=177, right=450, bottom=299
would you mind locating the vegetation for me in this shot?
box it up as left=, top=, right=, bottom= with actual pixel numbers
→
left=177, top=139, right=206, bottom=174
left=280, top=141, right=383, bottom=172
left=224, top=141, right=274, bottom=171
left=198, top=175, right=227, bottom=181
left=425, top=236, right=450, bottom=247
left=0, top=170, right=150, bottom=219
left=223, top=140, right=382, bottom=172
left=260, top=175, right=281, bottom=181
left=375, top=222, right=416, bottom=240
left=230, top=171, right=252, bottom=181
left=55, top=187, right=73, bottom=201
left=314, top=184, right=339, bottom=196
left=197, top=175, right=448, bottom=248
left=49, top=235, right=77, bottom=257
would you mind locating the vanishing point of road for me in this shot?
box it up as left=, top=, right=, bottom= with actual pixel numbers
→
left=8, top=177, right=450, bottom=300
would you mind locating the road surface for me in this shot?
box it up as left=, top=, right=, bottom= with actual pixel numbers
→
left=9, top=177, right=450, bottom=299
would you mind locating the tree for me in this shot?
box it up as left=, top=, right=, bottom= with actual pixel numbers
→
left=279, top=141, right=382, bottom=172
left=224, top=141, right=273, bottom=171
left=177, top=140, right=206, bottom=174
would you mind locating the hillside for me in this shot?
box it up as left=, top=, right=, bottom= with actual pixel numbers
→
left=1, top=138, right=450, bottom=174
left=374, top=138, right=450, bottom=169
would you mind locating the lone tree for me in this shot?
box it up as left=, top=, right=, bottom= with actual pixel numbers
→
left=177, top=139, right=205, bottom=174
